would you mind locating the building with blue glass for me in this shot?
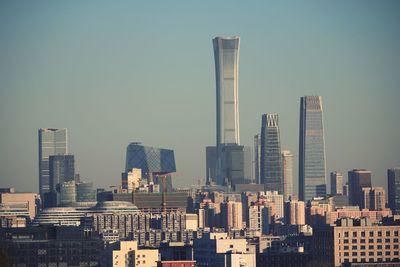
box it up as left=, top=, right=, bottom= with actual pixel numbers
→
left=298, top=96, right=327, bottom=202
left=125, top=143, right=176, bottom=179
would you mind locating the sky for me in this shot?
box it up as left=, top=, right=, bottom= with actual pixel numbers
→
left=0, top=1, right=399, bottom=194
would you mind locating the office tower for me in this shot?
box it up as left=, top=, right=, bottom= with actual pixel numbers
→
left=125, top=143, right=176, bottom=179
left=282, top=150, right=294, bottom=201
left=220, top=145, right=251, bottom=187
left=371, top=187, right=385, bottom=211
left=260, top=114, right=282, bottom=193
left=330, top=172, right=343, bottom=195
left=343, top=182, right=349, bottom=196
left=348, top=169, right=372, bottom=207
left=254, top=134, right=260, bottom=184
left=206, top=146, right=217, bottom=184
left=38, top=128, right=67, bottom=198
left=48, top=155, right=75, bottom=192
left=121, top=168, right=142, bottom=192
left=213, top=36, right=240, bottom=185
left=59, top=181, right=76, bottom=206
left=284, top=199, right=305, bottom=225
left=388, top=168, right=400, bottom=215
left=260, top=191, right=284, bottom=219
left=298, top=96, right=327, bottom=201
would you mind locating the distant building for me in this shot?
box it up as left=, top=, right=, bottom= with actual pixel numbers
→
left=259, top=191, right=284, bottom=220
left=194, top=232, right=255, bottom=267
left=330, top=171, right=343, bottom=195
left=76, top=182, right=96, bottom=202
left=253, top=134, right=261, bottom=184
left=59, top=181, right=77, bottom=206
left=388, top=168, right=400, bottom=215
left=260, top=114, right=282, bottom=193
left=284, top=200, right=305, bottom=225
left=125, top=143, right=176, bottom=179
left=313, top=217, right=400, bottom=266
left=282, top=150, right=294, bottom=201
left=298, top=96, right=327, bottom=202
left=348, top=169, right=372, bottom=207
left=102, top=240, right=158, bottom=267
left=0, top=192, right=39, bottom=219
left=362, top=187, right=386, bottom=211
left=49, top=154, right=76, bottom=192
left=206, top=146, right=217, bottom=184
left=122, top=168, right=142, bottom=192
left=0, top=226, right=103, bottom=266
left=221, top=201, right=243, bottom=230
left=38, top=128, right=68, bottom=199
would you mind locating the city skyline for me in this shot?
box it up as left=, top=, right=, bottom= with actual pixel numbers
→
left=1, top=1, right=399, bottom=193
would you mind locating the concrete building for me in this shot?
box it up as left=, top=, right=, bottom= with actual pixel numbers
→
left=388, top=168, right=400, bottom=215
left=194, top=232, right=255, bottom=267
left=122, top=168, right=142, bottom=192
left=185, top=213, right=198, bottom=231
left=253, top=134, right=261, bottom=184
left=102, top=240, right=158, bottom=267
left=221, top=201, right=243, bottom=230
left=313, top=218, right=400, bottom=266
left=0, top=192, right=39, bottom=219
left=259, top=191, right=284, bottom=220
left=282, top=150, right=294, bottom=201
left=284, top=200, right=305, bottom=225
left=330, top=171, right=343, bottom=195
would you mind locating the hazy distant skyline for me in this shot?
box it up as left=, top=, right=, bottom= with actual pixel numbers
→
left=0, top=1, right=399, bottom=193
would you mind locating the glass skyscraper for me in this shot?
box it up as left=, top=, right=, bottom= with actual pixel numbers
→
left=125, top=143, right=176, bottom=179
left=38, top=128, right=68, bottom=198
left=298, top=96, right=327, bottom=202
left=260, top=114, right=282, bottom=193
left=388, top=167, right=400, bottom=215
left=213, top=36, right=240, bottom=185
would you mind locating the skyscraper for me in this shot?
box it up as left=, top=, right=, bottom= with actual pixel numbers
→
left=260, top=114, right=282, bottom=193
left=348, top=169, right=372, bottom=207
left=282, top=150, right=294, bottom=201
left=38, top=128, right=67, bottom=198
left=298, top=96, right=327, bottom=202
left=49, top=155, right=75, bottom=192
left=213, top=36, right=240, bottom=185
left=330, top=171, right=343, bottom=195
left=388, top=168, right=400, bottom=215
left=254, top=134, right=261, bottom=184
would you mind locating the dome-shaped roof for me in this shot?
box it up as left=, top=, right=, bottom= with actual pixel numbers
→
left=92, top=201, right=138, bottom=210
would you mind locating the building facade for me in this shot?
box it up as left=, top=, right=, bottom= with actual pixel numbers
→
left=260, top=114, right=282, bottom=193
left=49, top=154, right=76, bottom=192
left=388, top=168, right=400, bottom=215
left=38, top=128, right=68, bottom=198
left=298, top=96, right=327, bottom=202
left=254, top=134, right=261, bottom=184
left=330, top=171, right=343, bottom=195
left=348, top=169, right=372, bottom=207
left=282, top=150, right=294, bottom=201
left=213, top=36, right=241, bottom=185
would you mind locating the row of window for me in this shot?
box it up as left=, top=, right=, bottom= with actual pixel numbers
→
left=342, top=251, right=399, bottom=257
left=341, top=238, right=399, bottom=244
left=341, top=230, right=399, bottom=238
left=341, top=244, right=399, bottom=250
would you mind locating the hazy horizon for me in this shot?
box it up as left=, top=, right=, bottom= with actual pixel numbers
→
left=1, top=1, right=399, bottom=194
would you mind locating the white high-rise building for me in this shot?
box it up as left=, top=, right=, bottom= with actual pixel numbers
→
left=282, top=150, right=294, bottom=201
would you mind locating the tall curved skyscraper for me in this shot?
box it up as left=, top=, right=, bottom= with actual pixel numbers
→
left=213, top=36, right=241, bottom=185
left=298, top=96, right=327, bottom=201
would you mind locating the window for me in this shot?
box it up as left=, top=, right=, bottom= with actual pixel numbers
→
left=344, top=240, right=349, bottom=244
left=361, top=232, right=365, bottom=237
left=344, top=252, right=349, bottom=256
left=385, top=239, right=390, bottom=243
left=368, top=239, right=373, bottom=243
left=230, top=245, right=234, bottom=248
left=352, top=246, right=357, bottom=250
left=352, top=239, right=357, bottom=243
left=395, top=251, right=399, bottom=256
left=369, top=231, right=374, bottom=237
left=394, top=245, right=399, bottom=249
left=352, top=252, right=357, bottom=256
left=385, top=251, right=391, bottom=256
left=360, top=252, right=365, bottom=256
left=353, top=232, right=357, bottom=237
left=385, top=245, right=390, bottom=249
left=377, top=252, right=382, bottom=256
left=377, top=245, right=382, bottom=249
left=394, top=231, right=399, bottom=236
left=378, top=231, right=382, bottom=237
left=377, top=239, right=382, bottom=243
left=394, top=238, right=399, bottom=243
left=344, top=232, right=349, bottom=237
left=386, top=231, right=390, bottom=236
left=360, top=245, right=365, bottom=249
left=360, top=239, right=365, bottom=243
left=369, top=252, right=374, bottom=256
left=344, top=246, right=349, bottom=250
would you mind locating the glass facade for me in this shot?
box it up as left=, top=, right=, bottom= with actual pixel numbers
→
left=38, top=128, right=68, bottom=197
left=388, top=168, right=400, bottom=215
left=125, top=143, right=176, bottom=179
left=260, top=114, right=282, bottom=193
left=76, top=182, right=96, bottom=202
left=49, top=154, right=75, bottom=192
left=298, top=96, right=327, bottom=201
left=213, top=36, right=240, bottom=185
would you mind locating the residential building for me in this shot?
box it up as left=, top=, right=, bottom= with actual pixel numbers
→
left=298, top=96, right=327, bottom=202
left=122, top=168, right=142, bottom=192
left=259, top=191, right=284, bottom=220
left=284, top=199, right=305, bottom=225
left=222, top=201, right=243, bottom=230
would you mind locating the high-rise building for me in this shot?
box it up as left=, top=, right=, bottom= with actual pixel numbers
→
left=221, top=201, right=243, bottom=230
left=284, top=199, right=305, bottom=225
left=76, top=182, right=96, bottom=202
left=388, top=168, right=400, bottom=215
left=213, top=36, right=240, bottom=185
left=253, top=134, right=261, bottom=184
left=330, top=171, right=343, bottom=195
left=282, top=150, right=294, bottom=201
left=205, top=146, right=217, bottom=184
left=48, top=155, right=75, bottom=192
left=260, top=114, right=282, bottom=193
left=125, top=143, right=176, bottom=179
left=121, top=168, right=142, bottom=192
left=298, top=96, right=327, bottom=202
left=348, top=169, right=372, bottom=207
left=38, top=128, right=68, bottom=198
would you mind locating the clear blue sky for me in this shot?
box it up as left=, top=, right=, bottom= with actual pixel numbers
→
left=0, top=1, right=399, bottom=193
